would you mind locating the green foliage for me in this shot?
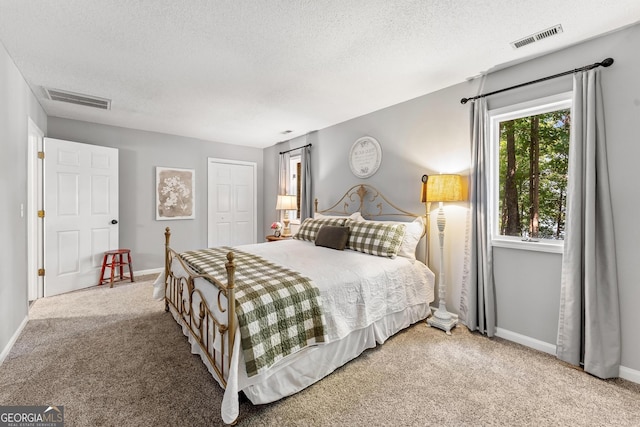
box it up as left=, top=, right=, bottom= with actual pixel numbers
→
left=498, top=109, right=570, bottom=239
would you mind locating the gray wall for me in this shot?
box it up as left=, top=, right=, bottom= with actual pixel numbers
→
left=47, top=118, right=264, bottom=270
left=0, top=42, right=47, bottom=357
left=263, top=23, right=640, bottom=374
left=493, top=248, right=563, bottom=343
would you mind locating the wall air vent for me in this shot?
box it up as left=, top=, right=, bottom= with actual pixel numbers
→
left=511, top=24, right=563, bottom=49
left=43, top=87, right=111, bottom=110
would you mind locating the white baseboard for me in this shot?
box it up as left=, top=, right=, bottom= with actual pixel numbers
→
left=0, top=315, right=29, bottom=366
left=495, top=327, right=640, bottom=385
left=619, top=365, right=640, bottom=384
left=495, top=327, right=557, bottom=355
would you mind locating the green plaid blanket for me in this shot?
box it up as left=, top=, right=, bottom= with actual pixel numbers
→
left=180, top=247, right=326, bottom=377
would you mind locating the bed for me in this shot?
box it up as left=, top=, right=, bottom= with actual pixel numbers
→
left=153, top=184, right=435, bottom=424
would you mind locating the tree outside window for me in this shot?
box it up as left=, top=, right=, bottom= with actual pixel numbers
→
left=498, top=109, right=570, bottom=240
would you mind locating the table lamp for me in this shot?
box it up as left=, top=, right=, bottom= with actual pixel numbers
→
left=276, top=194, right=297, bottom=237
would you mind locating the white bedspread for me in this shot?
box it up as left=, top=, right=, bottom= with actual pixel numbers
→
left=242, top=240, right=433, bottom=341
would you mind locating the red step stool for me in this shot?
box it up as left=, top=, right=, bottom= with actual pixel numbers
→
left=98, top=249, right=135, bottom=288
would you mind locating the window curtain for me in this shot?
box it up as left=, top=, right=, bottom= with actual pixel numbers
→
left=556, top=69, right=620, bottom=379
left=278, top=152, right=289, bottom=223
left=300, top=145, right=313, bottom=220
left=460, top=98, right=497, bottom=337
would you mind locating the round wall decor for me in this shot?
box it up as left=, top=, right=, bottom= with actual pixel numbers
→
left=349, top=136, right=382, bottom=179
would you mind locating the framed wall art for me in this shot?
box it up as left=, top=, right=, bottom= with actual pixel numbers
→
left=156, top=166, right=195, bottom=220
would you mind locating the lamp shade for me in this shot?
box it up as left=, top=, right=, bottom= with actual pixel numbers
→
left=276, top=194, right=297, bottom=210
left=426, top=174, right=464, bottom=202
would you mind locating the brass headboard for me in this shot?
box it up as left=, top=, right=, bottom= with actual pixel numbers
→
left=314, top=184, right=422, bottom=221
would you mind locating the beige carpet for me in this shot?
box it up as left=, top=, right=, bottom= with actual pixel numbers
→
left=1, top=279, right=639, bottom=427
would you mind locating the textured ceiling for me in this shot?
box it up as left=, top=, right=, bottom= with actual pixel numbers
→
left=0, top=1, right=639, bottom=148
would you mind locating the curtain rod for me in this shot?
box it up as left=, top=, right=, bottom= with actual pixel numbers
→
left=460, top=57, right=614, bottom=105
left=279, top=143, right=312, bottom=155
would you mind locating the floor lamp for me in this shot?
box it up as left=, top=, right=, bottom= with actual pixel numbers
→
left=425, top=174, right=463, bottom=335
left=421, top=174, right=430, bottom=266
left=276, top=194, right=297, bottom=237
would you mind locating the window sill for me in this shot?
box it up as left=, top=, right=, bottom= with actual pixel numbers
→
left=491, top=237, right=564, bottom=254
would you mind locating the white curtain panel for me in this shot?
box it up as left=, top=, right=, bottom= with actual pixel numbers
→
left=460, top=98, right=496, bottom=337
left=556, top=69, right=620, bottom=379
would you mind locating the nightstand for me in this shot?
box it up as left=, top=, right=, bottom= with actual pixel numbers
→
left=266, top=235, right=290, bottom=242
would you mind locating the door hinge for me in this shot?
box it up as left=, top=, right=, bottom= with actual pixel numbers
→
left=37, top=151, right=45, bottom=159
left=38, top=268, right=45, bottom=277
left=38, top=210, right=45, bottom=218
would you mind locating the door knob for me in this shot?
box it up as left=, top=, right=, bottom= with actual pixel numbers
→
left=111, top=219, right=118, bottom=224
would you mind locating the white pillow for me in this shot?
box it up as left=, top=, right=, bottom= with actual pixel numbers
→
left=361, top=217, right=424, bottom=260
left=314, top=212, right=364, bottom=221
left=398, top=217, right=425, bottom=260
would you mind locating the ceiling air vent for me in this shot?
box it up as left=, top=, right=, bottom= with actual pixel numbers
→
left=511, top=24, right=563, bottom=49
left=43, top=87, right=111, bottom=110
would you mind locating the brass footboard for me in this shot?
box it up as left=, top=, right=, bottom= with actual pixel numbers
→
left=163, top=227, right=236, bottom=387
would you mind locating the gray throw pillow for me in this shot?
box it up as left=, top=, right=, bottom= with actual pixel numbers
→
left=315, top=225, right=350, bottom=251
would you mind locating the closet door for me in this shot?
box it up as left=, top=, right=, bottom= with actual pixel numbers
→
left=208, top=158, right=256, bottom=247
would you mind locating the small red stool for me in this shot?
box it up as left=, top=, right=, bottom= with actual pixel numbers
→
left=98, top=249, right=135, bottom=288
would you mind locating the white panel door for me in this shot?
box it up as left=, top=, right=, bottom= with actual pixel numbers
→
left=44, top=138, right=119, bottom=297
left=208, top=159, right=256, bottom=247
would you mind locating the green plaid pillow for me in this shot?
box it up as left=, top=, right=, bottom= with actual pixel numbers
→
left=293, top=217, right=345, bottom=242
left=345, top=220, right=407, bottom=258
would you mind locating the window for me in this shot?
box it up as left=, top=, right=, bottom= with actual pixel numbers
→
left=489, top=93, right=571, bottom=252
left=289, top=154, right=301, bottom=222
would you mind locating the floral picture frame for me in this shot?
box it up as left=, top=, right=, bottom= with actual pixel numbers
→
left=156, top=166, right=195, bottom=220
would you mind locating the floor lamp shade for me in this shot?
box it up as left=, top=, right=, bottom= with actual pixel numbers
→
left=425, top=174, right=463, bottom=335
left=276, top=195, right=297, bottom=237
left=426, top=174, right=463, bottom=203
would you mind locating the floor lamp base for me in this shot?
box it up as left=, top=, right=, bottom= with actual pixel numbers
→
left=426, top=309, right=459, bottom=335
